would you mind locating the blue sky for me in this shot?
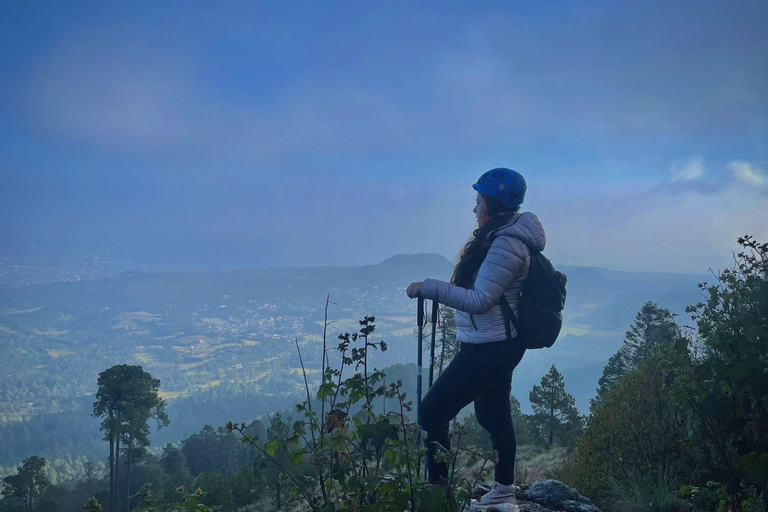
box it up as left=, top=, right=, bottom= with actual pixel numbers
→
left=1, top=0, right=766, bottom=272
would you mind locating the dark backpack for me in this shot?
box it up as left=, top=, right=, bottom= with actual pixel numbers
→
left=499, top=250, right=567, bottom=349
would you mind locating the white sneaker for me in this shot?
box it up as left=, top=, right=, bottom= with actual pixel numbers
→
left=472, top=481, right=520, bottom=507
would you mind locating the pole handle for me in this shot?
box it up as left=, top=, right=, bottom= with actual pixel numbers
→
left=417, top=297, right=424, bottom=326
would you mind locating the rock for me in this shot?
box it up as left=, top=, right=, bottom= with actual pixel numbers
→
left=467, top=479, right=601, bottom=512
left=519, top=479, right=601, bottom=512
left=467, top=505, right=519, bottom=512
left=467, top=501, right=561, bottom=512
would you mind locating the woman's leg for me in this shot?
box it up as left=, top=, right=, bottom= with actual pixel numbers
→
left=474, top=344, right=526, bottom=485
left=419, top=345, right=481, bottom=483
left=419, top=342, right=523, bottom=484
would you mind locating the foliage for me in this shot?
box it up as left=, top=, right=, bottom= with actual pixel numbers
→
left=82, top=497, right=103, bottom=511
left=131, top=486, right=214, bottom=512
left=590, top=302, right=676, bottom=412
left=591, top=348, right=629, bottom=411
left=92, top=364, right=169, bottom=512
left=665, top=235, right=768, bottom=512
left=227, top=315, right=495, bottom=512
left=1, top=456, right=49, bottom=512
left=565, top=236, right=768, bottom=512
left=623, top=302, right=678, bottom=369
left=562, top=357, right=691, bottom=506
left=528, top=365, right=583, bottom=448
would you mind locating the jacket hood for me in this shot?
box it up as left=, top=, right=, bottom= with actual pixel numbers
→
left=487, top=211, right=546, bottom=252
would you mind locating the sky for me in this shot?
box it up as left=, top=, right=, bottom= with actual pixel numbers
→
left=1, top=0, right=766, bottom=273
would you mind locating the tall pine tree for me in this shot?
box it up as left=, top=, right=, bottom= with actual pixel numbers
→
left=623, top=301, right=677, bottom=367
left=591, top=302, right=676, bottom=412
left=93, top=364, right=168, bottom=512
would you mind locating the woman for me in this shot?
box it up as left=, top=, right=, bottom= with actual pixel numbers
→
left=405, top=167, right=545, bottom=506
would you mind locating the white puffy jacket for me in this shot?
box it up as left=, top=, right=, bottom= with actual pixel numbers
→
left=420, top=212, right=546, bottom=344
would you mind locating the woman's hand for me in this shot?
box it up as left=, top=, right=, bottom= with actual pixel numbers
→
left=406, top=281, right=423, bottom=299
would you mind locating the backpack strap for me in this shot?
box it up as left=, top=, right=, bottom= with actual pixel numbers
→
left=498, top=294, right=520, bottom=342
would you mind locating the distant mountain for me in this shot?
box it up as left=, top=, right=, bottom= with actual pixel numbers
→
left=354, top=253, right=454, bottom=282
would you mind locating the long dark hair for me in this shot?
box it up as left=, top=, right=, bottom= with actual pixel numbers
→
left=451, top=196, right=519, bottom=288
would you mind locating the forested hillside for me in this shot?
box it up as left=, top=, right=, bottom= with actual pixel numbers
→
left=0, top=254, right=707, bottom=469
left=1, top=237, right=766, bottom=512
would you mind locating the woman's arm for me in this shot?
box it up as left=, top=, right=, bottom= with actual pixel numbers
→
left=420, top=236, right=528, bottom=314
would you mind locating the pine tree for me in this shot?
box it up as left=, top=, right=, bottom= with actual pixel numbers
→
left=121, top=369, right=169, bottom=512
left=92, top=365, right=168, bottom=512
left=529, top=365, right=579, bottom=447
left=590, top=347, right=629, bottom=411
left=591, top=302, right=676, bottom=412
left=623, top=301, right=676, bottom=368
left=1, top=456, right=50, bottom=512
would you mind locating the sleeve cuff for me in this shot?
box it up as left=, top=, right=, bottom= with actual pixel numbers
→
left=420, top=278, right=441, bottom=300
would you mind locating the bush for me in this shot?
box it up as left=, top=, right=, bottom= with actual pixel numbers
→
left=227, top=316, right=498, bottom=511
left=560, top=357, right=691, bottom=505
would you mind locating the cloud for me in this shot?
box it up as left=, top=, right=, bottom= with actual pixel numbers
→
left=729, top=161, right=767, bottom=186
left=25, top=34, right=426, bottom=166
left=25, top=1, right=767, bottom=170
left=650, top=156, right=722, bottom=196
left=670, top=156, right=704, bottom=182
left=529, top=181, right=768, bottom=273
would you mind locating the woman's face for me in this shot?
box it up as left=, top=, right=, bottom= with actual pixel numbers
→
left=474, top=192, right=488, bottom=228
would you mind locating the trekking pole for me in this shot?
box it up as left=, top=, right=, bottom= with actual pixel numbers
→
left=416, top=297, right=424, bottom=441
left=428, top=300, right=438, bottom=388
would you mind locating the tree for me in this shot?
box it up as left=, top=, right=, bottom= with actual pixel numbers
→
left=119, top=369, right=169, bottom=512
left=231, top=466, right=263, bottom=507
left=562, top=357, right=691, bottom=508
left=92, top=365, right=168, bottom=512
left=509, top=395, right=534, bottom=446
left=590, top=302, right=676, bottom=412
left=1, top=456, right=50, bottom=512
left=623, top=301, right=676, bottom=368
left=159, top=444, right=192, bottom=489
left=666, top=235, right=768, bottom=512
left=197, top=472, right=235, bottom=512
left=589, top=348, right=629, bottom=411
left=93, top=365, right=127, bottom=512
left=529, top=365, right=580, bottom=447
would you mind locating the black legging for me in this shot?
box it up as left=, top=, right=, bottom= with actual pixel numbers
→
left=418, top=339, right=526, bottom=485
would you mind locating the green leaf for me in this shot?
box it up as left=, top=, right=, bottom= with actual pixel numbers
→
left=264, top=439, right=281, bottom=457
left=316, top=382, right=336, bottom=401
left=289, top=448, right=309, bottom=466
left=376, top=479, right=398, bottom=494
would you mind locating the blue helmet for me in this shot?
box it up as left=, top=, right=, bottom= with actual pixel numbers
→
left=472, top=167, right=527, bottom=209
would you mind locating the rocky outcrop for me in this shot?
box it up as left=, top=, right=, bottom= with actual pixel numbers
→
left=469, top=479, right=601, bottom=512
